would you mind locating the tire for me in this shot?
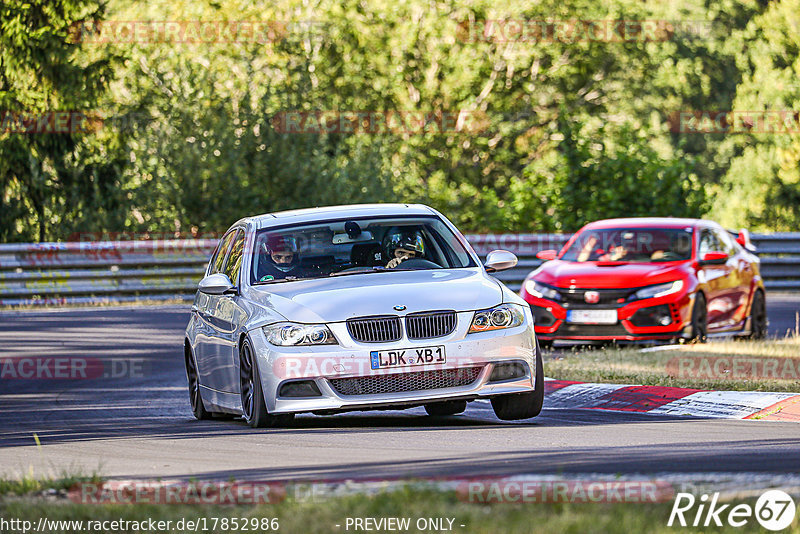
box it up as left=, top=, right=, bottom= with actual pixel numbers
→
left=538, top=339, right=554, bottom=350
left=240, top=338, right=294, bottom=428
left=689, top=293, right=708, bottom=343
left=185, top=346, right=212, bottom=420
left=491, top=339, right=545, bottom=421
left=748, top=290, right=767, bottom=340
left=424, top=400, right=467, bottom=416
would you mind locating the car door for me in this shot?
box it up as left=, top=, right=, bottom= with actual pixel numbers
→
left=214, top=229, right=248, bottom=394
left=715, top=229, right=751, bottom=326
left=697, top=228, right=730, bottom=329
left=194, top=230, right=237, bottom=392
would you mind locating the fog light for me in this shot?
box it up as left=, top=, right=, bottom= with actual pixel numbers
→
left=278, top=380, right=322, bottom=398
left=531, top=305, right=556, bottom=326
left=630, top=305, right=673, bottom=327
left=489, top=362, right=527, bottom=382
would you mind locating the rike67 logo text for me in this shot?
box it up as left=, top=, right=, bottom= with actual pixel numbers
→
left=669, top=490, right=796, bottom=531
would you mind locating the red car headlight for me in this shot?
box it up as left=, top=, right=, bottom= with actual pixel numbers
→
left=524, top=280, right=561, bottom=301
left=632, top=280, right=683, bottom=300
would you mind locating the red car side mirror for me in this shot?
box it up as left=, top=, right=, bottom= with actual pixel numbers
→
left=536, top=249, right=557, bottom=261
left=699, top=251, right=729, bottom=265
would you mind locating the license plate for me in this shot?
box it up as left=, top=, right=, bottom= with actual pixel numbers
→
left=567, top=309, right=618, bottom=324
left=370, top=346, right=446, bottom=370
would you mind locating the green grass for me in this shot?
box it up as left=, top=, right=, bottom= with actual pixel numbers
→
left=544, top=335, right=800, bottom=392
left=2, top=485, right=797, bottom=534
left=0, top=469, right=103, bottom=497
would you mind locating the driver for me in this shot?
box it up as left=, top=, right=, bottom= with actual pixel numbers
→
left=652, top=234, right=692, bottom=260
left=258, top=235, right=300, bottom=281
left=384, top=231, right=425, bottom=269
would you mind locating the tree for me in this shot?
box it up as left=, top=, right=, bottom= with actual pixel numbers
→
left=712, top=0, right=800, bottom=230
left=0, top=0, right=123, bottom=242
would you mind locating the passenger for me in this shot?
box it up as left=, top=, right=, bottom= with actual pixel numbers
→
left=600, top=244, right=629, bottom=261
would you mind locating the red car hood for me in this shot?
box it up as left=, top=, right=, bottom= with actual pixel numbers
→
left=533, top=260, right=687, bottom=289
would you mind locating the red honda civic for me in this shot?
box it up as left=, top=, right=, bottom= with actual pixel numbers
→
left=520, top=218, right=767, bottom=346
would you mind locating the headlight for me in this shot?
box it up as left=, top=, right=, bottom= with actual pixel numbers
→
left=524, top=279, right=561, bottom=301
left=468, top=304, right=525, bottom=333
left=633, top=280, right=684, bottom=300
left=263, top=323, right=338, bottom=346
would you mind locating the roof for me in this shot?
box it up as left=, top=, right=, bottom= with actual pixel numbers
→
left=581, top=217, right=714, bottom=230
left=247, top=203, right=437, bottom=229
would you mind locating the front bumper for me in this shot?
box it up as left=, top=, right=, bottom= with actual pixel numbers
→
left=249, top=311, right=538, bottom=414
left=524, top=291, right=694, bottom=341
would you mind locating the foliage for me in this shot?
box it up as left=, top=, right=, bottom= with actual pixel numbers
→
left=0, top=0, right=124, bottom=242
left=0, top=0, right=794, bottom=240
left=711, top=0, right=800, bottom=231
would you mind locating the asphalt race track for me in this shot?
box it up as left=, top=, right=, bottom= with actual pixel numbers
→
left=1, top=296, right=799, bottom=482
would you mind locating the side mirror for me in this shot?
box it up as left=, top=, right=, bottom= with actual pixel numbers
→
left=699, top=251, right=729, bottom=265
left=484, top=250, right=518, bottom=273
left=198, top=273, right=236, bottom=295
left=535, top=249, right=558, bottom=261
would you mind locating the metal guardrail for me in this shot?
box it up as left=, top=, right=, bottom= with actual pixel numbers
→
left=1, top=233, right=799, bottom=306
left=0, top=240, right=216, bottom=306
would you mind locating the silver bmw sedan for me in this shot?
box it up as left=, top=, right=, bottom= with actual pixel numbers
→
left=184, top=203, right=543, bottom=427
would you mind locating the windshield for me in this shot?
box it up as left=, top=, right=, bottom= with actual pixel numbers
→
left=560, top=227, right=694, bottom=263
left=250, top=216, right=476, bottom=284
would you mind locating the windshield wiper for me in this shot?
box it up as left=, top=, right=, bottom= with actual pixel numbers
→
left=253, top=276, right=313, bottom=285
left=328, top=266, right=432, bottom=277
left=329, top=267, right=392, bottom=277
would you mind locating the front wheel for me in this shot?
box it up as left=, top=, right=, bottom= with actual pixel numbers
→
left=185, top=347, right=211, bottom=420
left=240, top=338, right=294, bottom=428
left=490, top=339, right=545, bottom=421
left=748, top=290, right=767, bottom=339
left=689, top=293, right=708, bottom=343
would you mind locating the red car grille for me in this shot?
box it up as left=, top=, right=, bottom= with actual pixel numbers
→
left=557, top=287, right=636, bottom=305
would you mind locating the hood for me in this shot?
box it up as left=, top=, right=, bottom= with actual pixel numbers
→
left=533, top=260, right=688, bottom=289
left=247, top=268, right=502, bottom=323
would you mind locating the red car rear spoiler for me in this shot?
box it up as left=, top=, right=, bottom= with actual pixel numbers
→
left=731, top=228, right=757, bottom=252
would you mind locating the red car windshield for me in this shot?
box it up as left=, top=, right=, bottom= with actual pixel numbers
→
left=560, top=228, right=693, bottom=263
